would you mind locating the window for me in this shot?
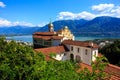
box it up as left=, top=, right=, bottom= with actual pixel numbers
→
left=34, top=39, right=37, bottom=43
left=64, top=53, right=66, bottom=56
left=85, top=49, right=88, bottom=55
left=78, top=48, right=80, bottom=53
left=71, top=46, right=73, bottom=51
left=94, top=51, right=96, bottom=56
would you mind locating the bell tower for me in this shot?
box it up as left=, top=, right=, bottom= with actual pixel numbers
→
left=48, top=19, right=54, bottom=32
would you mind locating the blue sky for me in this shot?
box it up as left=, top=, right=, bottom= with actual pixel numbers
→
left=0, top=0, right=120, bottom=27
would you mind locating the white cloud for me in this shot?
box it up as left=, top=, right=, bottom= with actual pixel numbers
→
left=0, top=19, right=11, bottom=26
left=57, top=3, right=120, bottom=20
left=57, top=12, right=75, bottom=20
left=92, top=4, right=114, bottom=13
left=77, top=11, right=96, bottom=20
left=111, top=6, right=120, bottom=17
left=37, top=22, right=47, bottom=27
left=0, top=18, right=36, bottom=27
left=57, top=11, right=95, bottom=20
left=0, top=2, right=6, bottom=8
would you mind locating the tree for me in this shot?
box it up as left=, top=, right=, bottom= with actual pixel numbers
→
left=100, top=40, right=120, bottom=66
left=0, top=38, right=45, bottom=80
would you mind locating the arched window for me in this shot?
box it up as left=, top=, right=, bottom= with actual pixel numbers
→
left=70, top=54, right=74, bottom=61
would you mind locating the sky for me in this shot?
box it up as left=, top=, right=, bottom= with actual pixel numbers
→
left=0, top=0, right=120, bottom=27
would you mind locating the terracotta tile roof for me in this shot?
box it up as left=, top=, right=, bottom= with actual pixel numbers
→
left=77, top=63, right=120, bottom=80
left=33, top=35, right=63, bottom=40
left=45, top=55, right=56, bottom=61
left=33, top=32, right=57, bottom=36
left=77, top=63, right=92, bottom=72
left=33, top=35, right=51, bottom=40
left=34, top=46, right=66, bottom=56
left=52, top=36, right=63, bottom=40
left=62, top=40, right=99, bottom=48
left=104, top=64, right=120, bottom=79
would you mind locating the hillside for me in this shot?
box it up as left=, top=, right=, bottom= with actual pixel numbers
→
left=0, top=26, right=40, bottom=35
left=40, top=16, right=120, bottom=36
left=79, top=16, right=120, bottom=32
left=38, top=19, right=88, bottom=32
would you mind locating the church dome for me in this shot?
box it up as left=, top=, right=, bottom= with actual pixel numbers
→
left=65, top=26, right=68, bottom=29
left=63, top=26, right=68, bottom=30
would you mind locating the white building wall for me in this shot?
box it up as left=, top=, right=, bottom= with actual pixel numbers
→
left=53, top=53, right=68, bottom=61
left=92, top=49, right=98, bottom=61
left=52, top=44, right=98, bottom=65
left=68, top=45, right=94, bottom=65
left=81, top=48, right=92, bottom=65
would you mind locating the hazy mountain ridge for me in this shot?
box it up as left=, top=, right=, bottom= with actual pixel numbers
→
left=0, top=16, right=120, bottom=36
left=38, top=19, right=88, bottom=32
left=78, top=16, right=120, bottom=32
left=0, top=26, right=40, bottom=35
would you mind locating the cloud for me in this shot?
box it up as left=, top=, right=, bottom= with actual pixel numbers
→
left=0, top=19, right=11, bottom=26
left=57, top=3, right=120, bottom=20
left=0, top=18, right=36, bottom=27
left=57, top=11, right=95, bottom=20
left=0, top=2, right=6, bottom=8
left=92, top=4, right=114, bottom=13
left=111, top=6, right=120, bottom=17
left=37, top=22, right=47, bottom=27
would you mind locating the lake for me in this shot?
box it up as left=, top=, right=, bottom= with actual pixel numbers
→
left=6, top=35, right=120, bottom=43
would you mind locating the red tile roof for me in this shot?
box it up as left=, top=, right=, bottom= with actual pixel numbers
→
left=33, top=35, right=63, bottom=40
left=62, top=40, right=99, bottom=48
left=45, top=55, right=56, bottom=61
left=33, top=32, right=57, bottom=36
left=77, top=63, right=120, bottom=80
left=52, top=36, right=63, bottom=40
left=104, top=64, right=120, bottom=79
left=34, top=46, right=66, bottom=56
left=77, top=63, right=92, bottom=72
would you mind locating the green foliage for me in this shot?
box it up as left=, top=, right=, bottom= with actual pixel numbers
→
left=100, top=40, right=120, bottom=66
left=41, top=61, right=79, bottom=80
left=49, top=52, right=56, bottom=58
left=0, top=37, right=45, bottom=80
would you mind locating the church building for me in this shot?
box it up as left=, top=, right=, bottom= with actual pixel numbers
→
left=33, top=21, right=99, bottom=65
left=33, top=21, right=74, bottom=48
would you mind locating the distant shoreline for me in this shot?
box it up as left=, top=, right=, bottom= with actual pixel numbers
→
left=4, top=35, right=120, bottom=43
left=1, top=32, right=120, bottom=37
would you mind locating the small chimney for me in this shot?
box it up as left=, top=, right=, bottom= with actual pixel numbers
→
left=89, top=42, right=93, bottom=47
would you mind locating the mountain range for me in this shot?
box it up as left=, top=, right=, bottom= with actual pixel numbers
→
left=0, top=16, right=120, bottom=36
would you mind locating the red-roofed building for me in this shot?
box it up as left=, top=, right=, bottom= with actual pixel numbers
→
left=35, top=46, right=67, bottom=61
left=33, top=21, right=99, bottom=65
left=62, top=40, right=99, bottom=65
left=33, top=22, right=74, bottom=48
